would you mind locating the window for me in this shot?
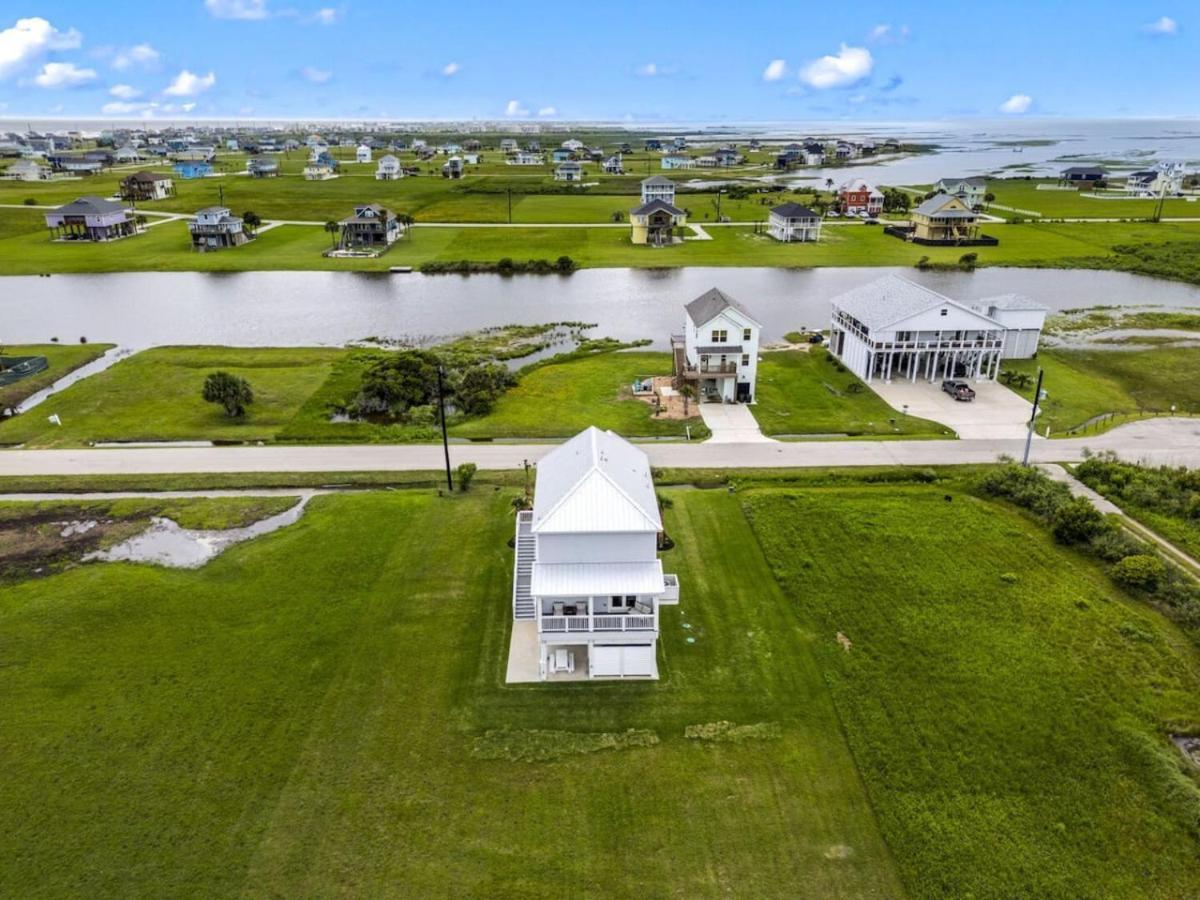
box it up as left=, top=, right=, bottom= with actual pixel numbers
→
left=939, top=308, right=948, bottom=317
left=711, top=329, right=728, bottom=343
left=625, top=595, right=637, bottom=607
left=742, top=327, right=752, bottom=341
left=741, top=354, right=750, bottom=366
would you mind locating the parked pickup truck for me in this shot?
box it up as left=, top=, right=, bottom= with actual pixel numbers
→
left=941, top=379, right=976, bottom=402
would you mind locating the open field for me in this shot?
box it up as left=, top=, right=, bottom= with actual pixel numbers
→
left=984, top=178, right=1200, bottom=220
left=6, top=213, right=1200, bottom=275
left=1006, top=347, right=1200, bottom=435
left=0, top=342, right=114, bottom=410
left=3, top=475, right=1199, bottom=896
left=752, top=349, right=949, bottom=437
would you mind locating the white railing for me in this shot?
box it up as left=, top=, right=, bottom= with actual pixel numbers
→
left=662, top=574, right=680, bottom=602
left=539, top=613, right=657, bottom=634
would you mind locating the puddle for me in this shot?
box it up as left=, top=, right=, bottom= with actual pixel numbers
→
left=84, top=496, right=309, bottom=568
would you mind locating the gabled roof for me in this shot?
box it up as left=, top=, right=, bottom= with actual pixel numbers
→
left=630, top=198, right=684, bottom=217
left=839, top=178, right=882, bottom=196
left=532, top=427, right=661, bottom=535
left=830, top=275, right=1003, bottom=331
left=936, top=176, right=987, bottom=188
left=685, top=287, right=760, bottom=329
left=771, top=202, right=819, bottom=219
left=914, top=193, right=977, bottom=217
left=1062, top=165, right=1106, bottom=176
left=122, top=170, right=170, bottom=182
left=977, top=293, right=1049, bottom=312
left=641, top=175, right=674, bottom=187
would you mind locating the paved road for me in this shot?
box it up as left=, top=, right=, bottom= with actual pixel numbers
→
left=2, top=419, right=1197, bottom=477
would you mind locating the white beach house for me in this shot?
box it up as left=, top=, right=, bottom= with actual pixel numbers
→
left=828, top=275, right=1046, bottom=383
left=671, top=288, right=760, bottom=403
left=511, top=427, right=680, bottom=681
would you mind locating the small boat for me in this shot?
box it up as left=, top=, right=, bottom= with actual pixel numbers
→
left=388, top=266, right=413, bottom=274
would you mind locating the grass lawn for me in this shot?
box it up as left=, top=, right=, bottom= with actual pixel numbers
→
left=984, top=178, right=1200, bottom=220
left=752, top=349, right=950, bottom=437
left=744, top=484, right=1200, bottom=898
left=6, top=209, right=1200, bottom=276
left=0, top=342, right=114, bottom=410
left=0, top=346, right=342, bottom=448
left=1005, top=346, right=1200, bottom=434
left=451, top=350, right=706, bottom=440
left=3, top=476, right=1200, bottom=896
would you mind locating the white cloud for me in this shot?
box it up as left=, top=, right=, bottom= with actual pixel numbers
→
left=308, top=7, right=340, bottom=25
left=441, top=61, right=460, bottom=76
left=762, top=59, right=787, bottom=82
left=868, top=23, right=910, bottom=43
left=204, top=0, right=269, bottom=20
left=180, top=101, right=196, bottom=112
left=109, top=83, right=141, bottom=99
left=300, top=65, right=331, bottom=83
left=112, top=43, right=159, bottom=70
left=1143, top=15, right=1178, bottom=35
left=504, top=99, right=529, bottom=117
left=164, top=68, right=216, bottom=96
left=0, top=16, right=83, bottom=79
left=999, top=93, right=1033, bottom=114
left=636, top=62, right=659, bottom=77
left=537, top=106, right=556, bottom=117
left=31, top=61, right=97, bottom=88
left=798, top=44, right=873, bottom=89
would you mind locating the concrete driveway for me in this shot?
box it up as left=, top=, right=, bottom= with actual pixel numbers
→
left=870, top=379, right=1035, bottom=440
left=698, top=402, right=774, bottom=443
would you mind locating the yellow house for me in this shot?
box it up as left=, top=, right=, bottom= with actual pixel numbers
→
left=630, top=199, right=687, bottom=245
left=911, top=193, right=980, bottom=242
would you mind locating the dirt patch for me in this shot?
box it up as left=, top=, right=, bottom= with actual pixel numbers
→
left=1172, top=735, right=1200, bottom=768
left=837, top=632, right=853, bottom=652
left=634, top=375, right=702, bottom=420
left=0, top=508, right=149, bottom=582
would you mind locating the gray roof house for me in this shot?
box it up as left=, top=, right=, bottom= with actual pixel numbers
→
left=44, top=196, right=139, bottom=242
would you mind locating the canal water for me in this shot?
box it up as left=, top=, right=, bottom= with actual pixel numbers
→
left=4, top=267, right=1200, bottom=349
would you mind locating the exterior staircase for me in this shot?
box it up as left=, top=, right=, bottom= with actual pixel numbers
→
left=512, top=510, right=535, bottom=619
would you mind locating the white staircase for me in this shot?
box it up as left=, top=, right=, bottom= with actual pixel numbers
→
left=513, top=510, right=536, bottom=619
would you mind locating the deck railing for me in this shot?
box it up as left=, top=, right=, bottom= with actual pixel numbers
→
left=540, top=613, right=657, bottom=634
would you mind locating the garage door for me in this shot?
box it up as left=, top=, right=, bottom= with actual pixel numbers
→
left=591, top=644, right=656, bottom=678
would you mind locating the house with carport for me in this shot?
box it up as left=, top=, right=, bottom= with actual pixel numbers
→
left=767, top=203, right=822, bottom=242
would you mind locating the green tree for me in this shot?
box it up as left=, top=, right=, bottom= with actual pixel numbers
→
left=324, top=219, right=340, bottom=249
left=202, top=371, right=253, bottom=418
left=455, top=363, right=516, bottom=416
left=397, top=213, right=415, bottom=238
left=1051, top=497, right=1106, bottom=545
left=679, top=384, right=696, bottom=416
left=355, top=350, right=439, bottom=417
left=242, top=210, right=261, bottom=233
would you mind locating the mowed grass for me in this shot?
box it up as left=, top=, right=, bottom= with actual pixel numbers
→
left=0, top=488, right=904, bottom=898
left=1005, top=346, right=1200, bottom=434
left=985, top=178, right=1200, bottom=220
left=451, top=351, right=706, bottom=440
left=0, top=342, right=114, bottom=409
left=0, top=346, right=342, bottom=447
left=7, top=208, right=1200, bottom=274
left=752, top=350, right=949, bottom=437
left=745, top=485, right=1200, bottom=898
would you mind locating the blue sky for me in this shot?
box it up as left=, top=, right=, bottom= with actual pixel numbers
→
left=0, top=1, right=1195, bottom=121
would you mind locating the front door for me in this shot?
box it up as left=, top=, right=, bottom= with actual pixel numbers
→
left=736, top=381, right=751, bottom=403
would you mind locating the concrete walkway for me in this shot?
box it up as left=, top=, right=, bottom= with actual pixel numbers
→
left=3, top=419, right=1199, bottom=476
left=698, top=403, right=773, bottom=444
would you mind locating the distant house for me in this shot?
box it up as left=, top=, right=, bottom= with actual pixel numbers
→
left=499, top=138, right=519, bottom=154
left=644, top=138, right=663, bottom=152
left=837, top=179, right=884, bottom=216
left=303, top=162, right=336, bottom=180
left=672, top=287, right=761, bottom=404
left=442, top=156, right=464, bottom=179
left=1061, top=166, right=1106, bottom=183
left=510, top=426, right=679, bottom=681
left=114, top=145, right=141, bottom=164
left=1125, top=164, right=1184, bottom=197
left=768, top=203, right=822, bottom=242
left=554, top=161, right=584, bottom=182
left=640, top=175, right=676, bottom=206
left=561, top=138, right=584, bottom=152
left=603, top=155, right=624, bottom=175
left=630, top=200, right=686, bottom=246
left=551, top=148, right=574, bottom=163
left=696, top=155, right=718, bottom=168
left=356, top=144, right=372, bottom=163
left=45, top=196, right=139, bottom=242
left=173, top=160, right=213, bottom=179
left=375, top=154, right=403, bottom=180
left=506, top=151, right=543, bottom=166
left=661, top=155, right=695, bottom=170
left=173, top=148, right=214, bottom=164
left=828, top=275, right=1045, bottom=384
left=934, top=176, right=988, bottom=209
left=338, top=203, right=402, bottom=250
left=54, top=156, right=103, bottom=176
left=909, top=193, right=986, bottom=243
left=120, top=171, right=174, bottom=201
left=714, top=148, right=741, bottom=167
left=188, top=206, right=252, bottom=252
left=246, top=156, right=279, bottom=178
left=463, top=152, right=481, bottom=165
left=5, top=159, right=50, bottom=182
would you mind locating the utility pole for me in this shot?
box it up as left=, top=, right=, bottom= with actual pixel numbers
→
left=715, top=189, right=722, bottom=220
left=218, top=184, right=224, bottom=207
left=437, top=365, right=454, bottom=491
left=507, top=187, right=512, bottom=224
left=1022, top=367, right=1044, bottom=466
left=1153, top=176, right=1168, bottom=223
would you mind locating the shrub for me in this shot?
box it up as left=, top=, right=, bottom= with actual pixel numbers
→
left=1110, top=555, right=1166, bottom=592
left=1090, top=528, right=1149, bottom=562
left=455, top=462, right=477, bottom=492
left=1051, top=497, right=1107, bottom=545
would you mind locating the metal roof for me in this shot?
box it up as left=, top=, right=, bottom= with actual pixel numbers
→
left=685, top=287, right=760, bottom=328
left=914, top=194, right=978, bottom=218
left=770, top=202, right=820, bottom=219
left=531, top=560, right=665, bottom=597
left=52, top=196, right=129, bottom=216
left=630, top=199, right=684, bottom=217
left=532, top=427, right=661, bottom=535
left=830, top=275, right=1003, bottom=331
